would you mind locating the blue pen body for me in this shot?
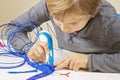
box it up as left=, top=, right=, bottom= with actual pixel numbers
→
left=38, top=30, right=54, bottom=65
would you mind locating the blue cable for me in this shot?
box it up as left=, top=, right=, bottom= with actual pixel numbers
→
left=0, top=54, right=23, bottom=64
left=23, top=50, right=55, bottom=79
left=8, top=70, right=38, bottom=74
left=5, top=22, right=39, bottom=54
left=0, top=53, right=26, bottom=69
left=0, top=22, right=55, bottom=80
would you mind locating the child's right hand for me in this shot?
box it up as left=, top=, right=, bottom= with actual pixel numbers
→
left=27, top=40, right=49, bottom=63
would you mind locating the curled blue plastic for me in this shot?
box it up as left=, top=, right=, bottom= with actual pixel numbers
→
left=8, top=70, right=38, bottom=74
left=0, top=22, right=55, bottom=80
left=23, top=53, right=55, bottom=80
left=27, top=65, right=55, bottom=80
left=38, top=31, right=54, bottom=65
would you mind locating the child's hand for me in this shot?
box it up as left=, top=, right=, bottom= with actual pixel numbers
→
left=55, top=52, right=88, bottom=71
left=27, top=40, right=49, bottom=63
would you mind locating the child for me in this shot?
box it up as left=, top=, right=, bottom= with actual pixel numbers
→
left=5, top=0, right=120, bottom=72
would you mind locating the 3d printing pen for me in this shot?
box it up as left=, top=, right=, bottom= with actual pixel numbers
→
left=38, top=30, right=54, bottom=65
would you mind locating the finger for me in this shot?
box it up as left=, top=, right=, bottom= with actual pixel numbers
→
left=35, top=45, right=46, bottom=62
left=28, top=47, right=44, bottom=63
left=28, top=52, right=40, bottom=62
left=69, top=60, right=75, bottom=70
left=34, top=42, right=46, bottom=61
left=39, top=41, right=49, bottom=54
left=56, top=55, right=69, bottom=66
left=55, top=57, right=70, bottom=70
left=34, top=52, right=44, bottom=63
left=73, top=62, right=79, bottom=71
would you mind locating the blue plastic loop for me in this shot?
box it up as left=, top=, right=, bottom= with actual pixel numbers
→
left=0, top=22, right=55, bottom=80
left=38, top=31, right=54, bottom=65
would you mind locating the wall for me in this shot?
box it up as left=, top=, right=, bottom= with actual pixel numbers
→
left=0, top=0, right=40, bottom=25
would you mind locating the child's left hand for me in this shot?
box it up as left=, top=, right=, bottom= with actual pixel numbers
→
left=55, top=52, right=88, bottom=71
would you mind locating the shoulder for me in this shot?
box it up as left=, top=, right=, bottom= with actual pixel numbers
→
left=96, top=0, right=120, bottom=33
left=98, top=0, right=117, bottom=17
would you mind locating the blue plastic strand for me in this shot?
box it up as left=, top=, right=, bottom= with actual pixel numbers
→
left=0, top=22, right=55, bottom=80
left=8, top=70, right=38, bottom=74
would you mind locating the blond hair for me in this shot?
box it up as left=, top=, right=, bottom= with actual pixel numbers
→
left=46, top=0, right=101, bottom=21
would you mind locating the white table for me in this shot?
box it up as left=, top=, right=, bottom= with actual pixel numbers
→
left=0, top=41, right=120, bottom=80
left=1, top=63, right=120, bottom=80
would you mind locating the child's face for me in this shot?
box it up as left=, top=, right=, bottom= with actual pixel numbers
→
left=53, top=13, right=91, bottom=33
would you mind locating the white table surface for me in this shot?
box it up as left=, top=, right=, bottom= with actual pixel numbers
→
left=1, top=64, right=120, bottom=80
left=0, top=41, right=120, bottom=80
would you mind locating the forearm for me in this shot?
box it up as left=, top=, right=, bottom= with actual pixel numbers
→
left=88, top=52, right=120, bottom=73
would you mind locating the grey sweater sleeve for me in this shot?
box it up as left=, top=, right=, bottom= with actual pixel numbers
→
left=89, top=53, right=120, bottom=73
left=5, top=0, right=50, bottom=51
left=88, top=14, right=120, bottom=72
left=13, top=0, right=49, bottom=26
